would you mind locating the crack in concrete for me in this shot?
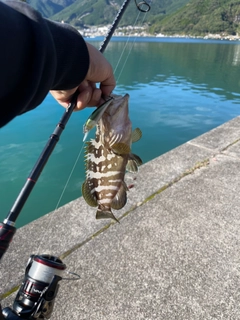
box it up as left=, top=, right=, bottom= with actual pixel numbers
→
left=2, top=137, right=239, bottom=300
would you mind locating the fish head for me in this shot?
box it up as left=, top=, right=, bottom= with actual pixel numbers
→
left=105, top=94, right=129, bottom=117
left=99, top=94, right=132, bottom=149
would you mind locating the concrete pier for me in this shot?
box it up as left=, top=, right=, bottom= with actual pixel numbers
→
left=1, top=116, right=240, bottom=319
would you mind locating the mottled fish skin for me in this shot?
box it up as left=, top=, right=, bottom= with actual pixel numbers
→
left=98, top=94, right=132, bottom=150
left=82, top=94, right=142, bottom=222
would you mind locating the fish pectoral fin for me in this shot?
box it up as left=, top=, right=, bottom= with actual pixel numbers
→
left=82, top=181, right=98, bottom=207
left=112, top=142, right=130, bottom=155
left=126, top=154, right=143, bottom=173
left=111, top=183, right=127, bottom=210
left=132, top=128, right=142, bottom=143
left=96, top=208, right=119, bottom=223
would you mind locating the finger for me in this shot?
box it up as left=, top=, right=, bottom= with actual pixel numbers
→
left=50, top=89, right=76, bottom=108
left=75, top=88, right=101, bottom=110
left=78, top=80, right=95, bottom=92
left=100, top=73, right=116, bottom=97
left=86, top=88, right=102, bottom=106
left=74, top=87, right=92, bottom=111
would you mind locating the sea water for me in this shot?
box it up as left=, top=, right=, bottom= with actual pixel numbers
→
left=0, top=37, right=239, bottom=227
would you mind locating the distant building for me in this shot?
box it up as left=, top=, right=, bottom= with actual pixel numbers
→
left=234, top=15, right=240, bottom=23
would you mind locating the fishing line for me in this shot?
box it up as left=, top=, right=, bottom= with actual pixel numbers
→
left=114, top=1, right=152, bottom=83
left=113, top=11, right=142, bottom=77
left=36, top=0, right=152, bottom=252
left=54, top=144, right=85, bottom=211
left=36, top=143, right=85, bottom=254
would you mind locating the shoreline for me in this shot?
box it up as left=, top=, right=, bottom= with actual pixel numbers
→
left=83, top=33, right=240, bottom=43
left=82, top=32, right=240, bottom=42
left=76, top=24, right=240, bottom=41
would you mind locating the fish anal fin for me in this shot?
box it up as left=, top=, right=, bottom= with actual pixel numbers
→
left=126, top=153, right=143, bottom=173
left=82, top=181, right=98, bottom=207
left=111, top=182, right=127, bottom=210
left=132, top=128, right=142, bottom=143
left=131, top=153, right=143, bottom=166
left=112, top=142, right=130, bottom=155
left=126, top=159, right=138, bottom=173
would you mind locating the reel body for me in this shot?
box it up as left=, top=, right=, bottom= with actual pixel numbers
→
left=2, top=255, right=66, bottom=320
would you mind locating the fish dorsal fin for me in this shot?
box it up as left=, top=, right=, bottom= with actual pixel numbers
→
left=126, top=153, right=143, bottom=173
left=111, top=182, right=127, bottom=210
left=82, top=181, right=98, bottom=207
left=132, top=128, right=142, bottom=143
left=84, top=141, right=95, bottom=154
left=112, top=142, right=130, bottom=155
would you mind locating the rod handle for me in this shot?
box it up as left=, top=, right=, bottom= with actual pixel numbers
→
left=0, top=223, right=16, bottom=261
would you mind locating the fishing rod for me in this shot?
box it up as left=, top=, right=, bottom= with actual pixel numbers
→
left=0, top=1, right=150, bottom=319
left=99, top=0, right=150, bottom=52
left=0, top=0, right=150, bottom=237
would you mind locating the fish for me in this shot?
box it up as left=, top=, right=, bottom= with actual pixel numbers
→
left=81, top=93, right=142, bottom=222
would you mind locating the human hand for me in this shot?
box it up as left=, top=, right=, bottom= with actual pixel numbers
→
left=50, top=42, right=116, bottom=110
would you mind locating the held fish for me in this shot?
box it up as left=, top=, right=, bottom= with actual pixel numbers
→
left=82, top=94, right=142, bottom=222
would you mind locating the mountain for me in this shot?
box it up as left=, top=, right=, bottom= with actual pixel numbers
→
left=50, top=0, right=190, bottom=27
left=27, top=0, right=240, bottom=36
left=27, top=0, right=77, bottom=17
left=149, top=0, right=240, bottom=36
left=27, top=0, right=190, bottom=27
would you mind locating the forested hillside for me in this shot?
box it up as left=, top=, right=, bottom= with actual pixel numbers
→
left=26, top=0, right=240, bottom=36
left=27, top=0, right=189, bottom=27
left=27, top=0, right=76, bottom=17
left=149, top=0, right=240, bottom=36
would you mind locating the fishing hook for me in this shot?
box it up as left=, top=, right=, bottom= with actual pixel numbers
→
left=135, top=0, right=151, bottom=12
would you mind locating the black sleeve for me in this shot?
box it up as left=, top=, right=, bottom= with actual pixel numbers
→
left=0, top=0, right=89, bottom=128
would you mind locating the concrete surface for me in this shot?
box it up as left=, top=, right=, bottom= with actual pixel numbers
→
left=1, top=116, right=240, bottom=319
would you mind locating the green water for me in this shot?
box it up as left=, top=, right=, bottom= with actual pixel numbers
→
left=0, top=37, right=239, bottom=227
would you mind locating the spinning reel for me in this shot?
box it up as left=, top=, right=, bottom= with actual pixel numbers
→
left=1, top=254, right=66, bottom=320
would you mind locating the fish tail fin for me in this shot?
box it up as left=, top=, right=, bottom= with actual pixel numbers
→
left=96, top=208, right=119, bottom=223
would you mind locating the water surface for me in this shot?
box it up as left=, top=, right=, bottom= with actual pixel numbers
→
left=0, top=37, right=239, bottom=227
